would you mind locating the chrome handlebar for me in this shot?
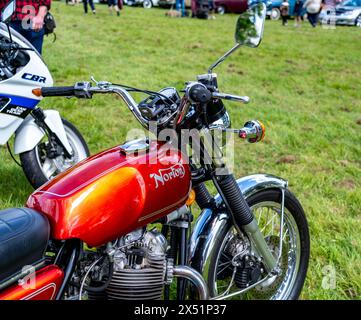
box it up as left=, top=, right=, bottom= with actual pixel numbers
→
left=63, top=80, right=249, bottom=130
left=88, top=84, right=149, bottom=129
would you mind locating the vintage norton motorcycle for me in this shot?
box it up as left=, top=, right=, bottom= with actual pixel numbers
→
left=0, top=2, right=310, bottom=300
left=0, top=0, right=89, bottom=188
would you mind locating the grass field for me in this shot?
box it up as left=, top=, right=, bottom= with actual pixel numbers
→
left=0, top=2, right=360, bottom=299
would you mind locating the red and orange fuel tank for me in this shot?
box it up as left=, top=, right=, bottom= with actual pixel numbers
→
left=27, top=140, right=191, bottom=247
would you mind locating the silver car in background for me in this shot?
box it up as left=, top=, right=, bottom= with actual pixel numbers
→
left=123, top=0, right=160, bottom=8
left=320, top=0, right=361, bottom=27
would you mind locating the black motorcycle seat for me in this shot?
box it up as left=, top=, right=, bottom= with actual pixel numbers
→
left=0, top=208, right=50, bottom=283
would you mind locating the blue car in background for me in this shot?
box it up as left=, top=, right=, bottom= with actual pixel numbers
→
left=267, top=0, right=305, bottom=19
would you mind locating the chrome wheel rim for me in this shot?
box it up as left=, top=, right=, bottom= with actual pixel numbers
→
left=212, top=201, right=301, bottom=300
left=35, top=126, right=88, bottom=180
left=217, top=6, right=225, bottom=15
left=143, top=0, right=152, bottom=8
left=271, top=9, right=280, bottom=20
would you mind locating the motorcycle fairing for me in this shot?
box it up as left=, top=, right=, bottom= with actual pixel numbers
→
left=0, top=95, right=41, bottom=145
left=0, top=23, right=53, bottom=146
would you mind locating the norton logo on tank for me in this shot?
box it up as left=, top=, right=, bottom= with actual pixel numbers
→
left=150, top=163, right=185, bottom=189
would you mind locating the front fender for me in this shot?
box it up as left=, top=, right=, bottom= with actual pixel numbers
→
left=14, top=110, right=72, bottom=155
left=188, top=174, right=288, bottom=283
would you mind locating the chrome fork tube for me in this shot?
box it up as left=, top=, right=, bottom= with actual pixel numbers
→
left=242, top=220, right=277, bottom=273
left=200, top=128, right=278, bottom=273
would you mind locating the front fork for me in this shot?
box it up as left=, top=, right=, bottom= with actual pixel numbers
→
left=31, top=107, right=72, bottom=159
left=201, top=128, right=278, bottom=274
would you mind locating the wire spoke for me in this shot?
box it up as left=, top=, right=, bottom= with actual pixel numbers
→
left=217, top=264, right=232, bottom=276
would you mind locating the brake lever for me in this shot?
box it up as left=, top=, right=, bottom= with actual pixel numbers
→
left=90, top=76, right=111, bottom=89
left=212, top=92, right=250, bottom=104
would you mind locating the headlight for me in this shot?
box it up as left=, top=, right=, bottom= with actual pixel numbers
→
left=209, top=111, right=231, bottom=130
left=209, top=111, right=231, bottom=148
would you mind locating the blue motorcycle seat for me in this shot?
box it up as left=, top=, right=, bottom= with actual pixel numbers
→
left=0, top=208, right=50, bottom=284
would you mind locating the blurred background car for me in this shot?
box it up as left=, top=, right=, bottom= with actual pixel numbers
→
left=123, top=0, right=160, bottom=8
left=158, top=0, right=194, bottom=8
left=214, top=0, right=248, bottom=14
left=319, top=0, right=361, bottom=26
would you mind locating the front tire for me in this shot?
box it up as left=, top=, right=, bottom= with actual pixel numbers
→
left=207, top=189, right=310, bottom=300
left=270, top=8, right=281, bottom=20
left=143, top=0, right=153, bottom=8
left=217, top=6, right=226, bottom=15
left=20, top=118, right=89, bottom=189
left=356, top=15, right=361, bottom=27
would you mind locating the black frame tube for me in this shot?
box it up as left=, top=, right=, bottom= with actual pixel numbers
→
left=55, top=239, right=81, bottom=300
left=177, top=227, right=188, bottom=300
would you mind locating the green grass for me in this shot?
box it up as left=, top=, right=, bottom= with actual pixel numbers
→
left=1, top=3, right=360, bottom=299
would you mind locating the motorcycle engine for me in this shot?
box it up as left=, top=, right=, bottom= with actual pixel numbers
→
left=78, top=228, right=169, bottom=300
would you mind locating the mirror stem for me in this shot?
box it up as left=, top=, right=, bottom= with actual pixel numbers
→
left=208, top=43, right=241, bottom=74
left=6, top=24, right=12, bottom=43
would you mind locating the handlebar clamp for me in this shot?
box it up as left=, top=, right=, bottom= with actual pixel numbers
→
left=74, top=82, right=92, bottom=99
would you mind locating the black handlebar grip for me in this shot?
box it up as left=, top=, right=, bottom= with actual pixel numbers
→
left=188, top=83, right=212, bottom=104
left=41, top=86, right=76, bottom=97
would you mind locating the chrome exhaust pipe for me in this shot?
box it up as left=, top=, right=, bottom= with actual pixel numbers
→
left=173, top=266, right=209, bottom=300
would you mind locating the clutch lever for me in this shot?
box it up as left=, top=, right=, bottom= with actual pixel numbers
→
left=212, top=92, right=250, bottom=104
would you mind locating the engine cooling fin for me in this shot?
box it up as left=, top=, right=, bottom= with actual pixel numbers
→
left=106, top=255, right=166, bottom=300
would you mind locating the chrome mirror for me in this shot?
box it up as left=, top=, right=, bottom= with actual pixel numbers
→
left=1, top=0, right=15, bottom=23
left=235, top=2, right=266, bottom=48
left=208, top=1, right=267, bottom=74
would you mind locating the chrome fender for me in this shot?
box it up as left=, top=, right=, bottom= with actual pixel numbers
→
left=188, top=174, right=288, bottom=284
left=14, top=110, right=72, bottom=155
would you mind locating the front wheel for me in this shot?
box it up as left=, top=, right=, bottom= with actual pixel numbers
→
left=217, top=6, right=226, bottom=15
left=356, top=15, right=361, bottom=27
left=270, top=8, right=281, bottom=20
left=207, top=189, right=310, bottom=300
left=143, top=0, right=153, bottom=8
left=20, top=118, right=90, bottom=189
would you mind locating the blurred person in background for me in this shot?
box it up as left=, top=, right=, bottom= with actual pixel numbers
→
left=0, top=0, right=51, bottom=54
left=294, top=0, right=304, bottom=27
left=303, top=0, right=322, bottom=27
left=280, top=0, right=290, bottom=25
left=83, top=0, right=96, bottom=14
left=208, top=0, right=215, bottom=19
left=108, top=0, right=120, bottom=16
left=118, top=0, right=123, bottom=11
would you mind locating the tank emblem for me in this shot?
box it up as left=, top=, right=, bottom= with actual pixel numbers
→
left=150, top=163, right=185, bottom=189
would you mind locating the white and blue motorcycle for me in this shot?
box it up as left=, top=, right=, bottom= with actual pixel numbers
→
left=0, top=1, right=89, bottom=188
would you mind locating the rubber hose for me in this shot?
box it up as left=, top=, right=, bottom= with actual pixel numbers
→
left=84, top=258, right=114, bottom=293
left=216, top=174, right=254, bottom=226
left=194, top=183, right=213, bottom=209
